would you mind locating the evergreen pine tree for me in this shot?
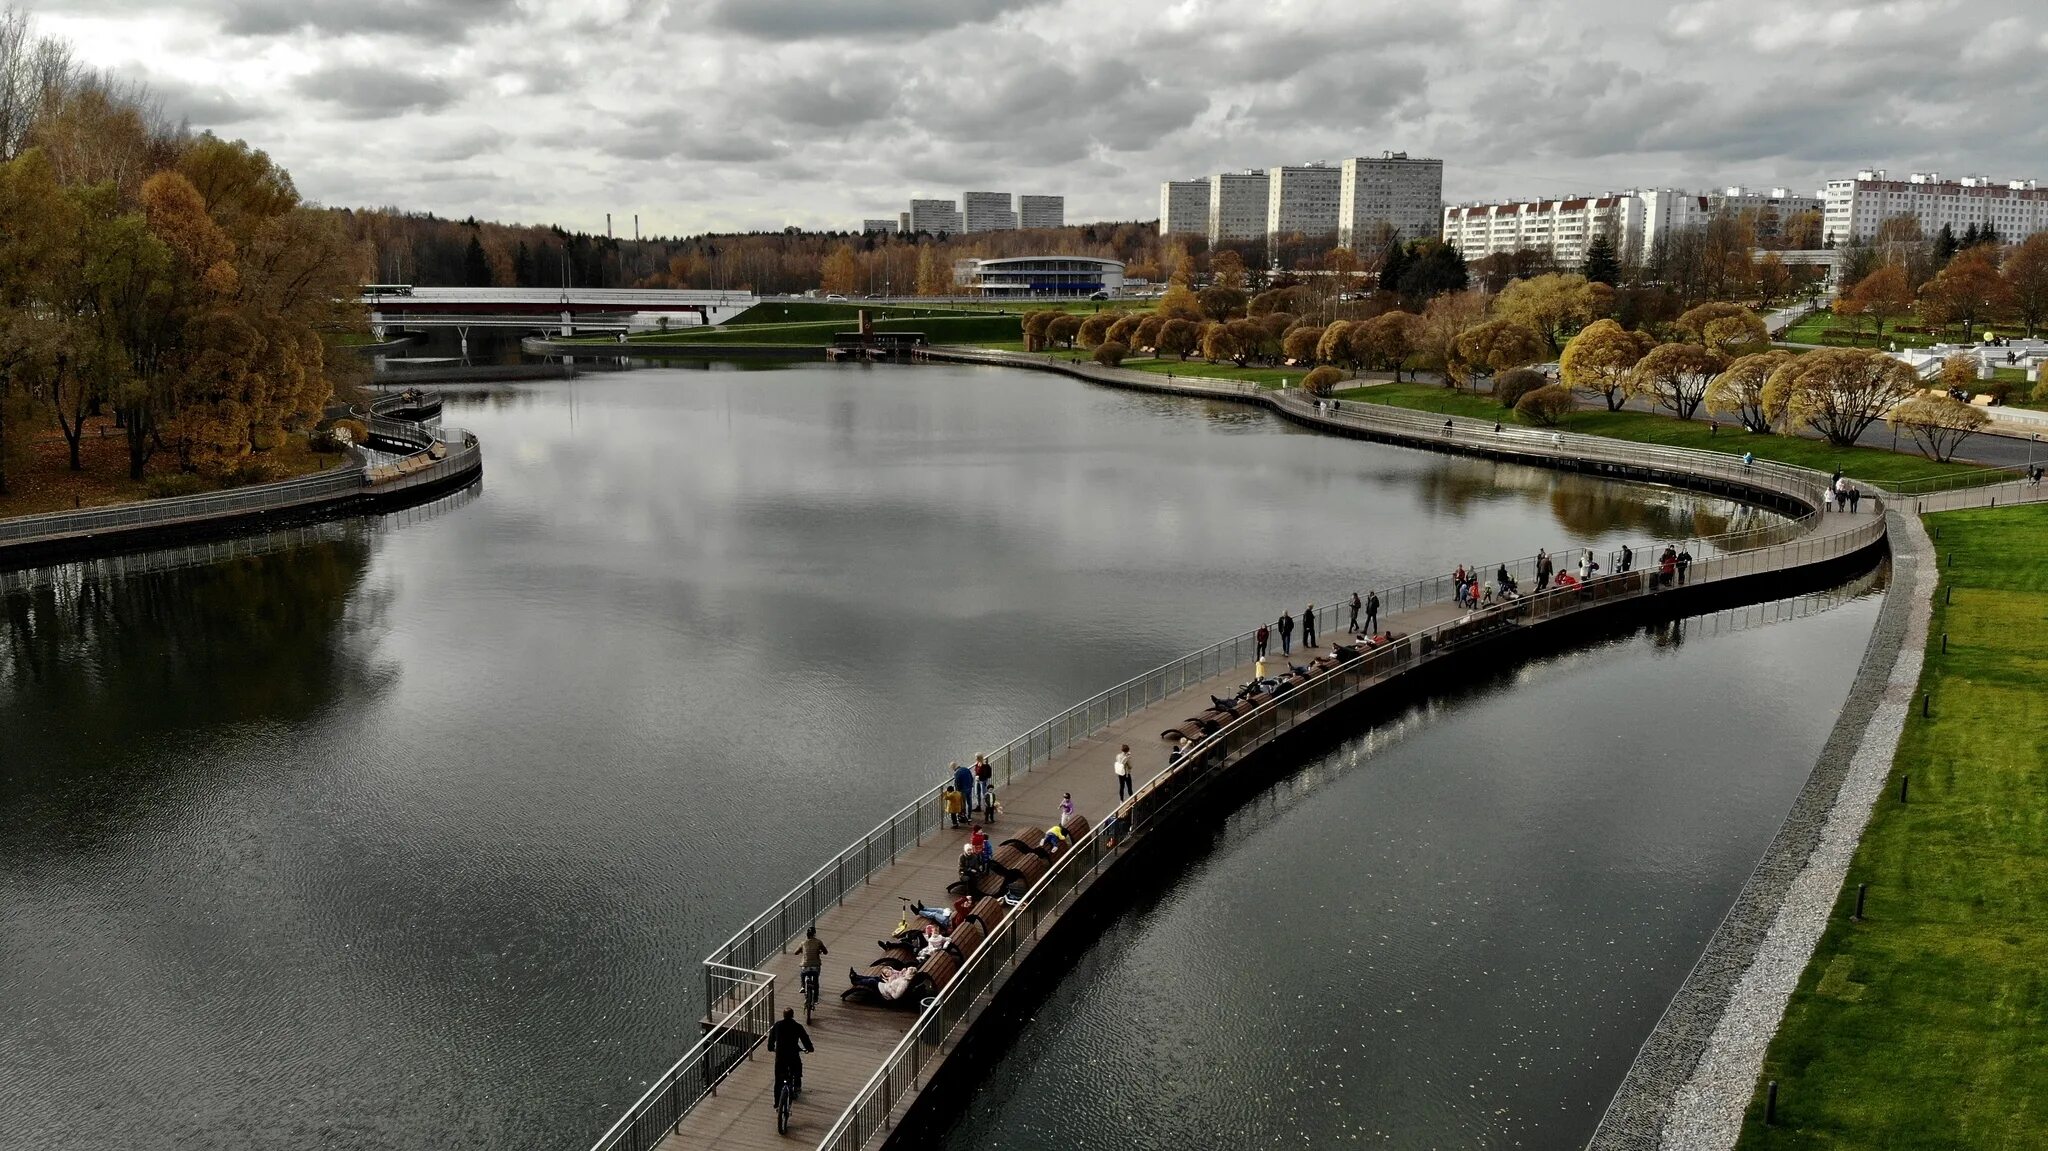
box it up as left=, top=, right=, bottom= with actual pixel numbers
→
left=462, top=235, right=491, bottom=287
left=1955, top=223, right=1976, bottom=254
left=1378, top=240, right=1409, bottom=294
left=1936, top=223, right=1959, bottom=264
left=1582, top=231, right=1621, bottom=286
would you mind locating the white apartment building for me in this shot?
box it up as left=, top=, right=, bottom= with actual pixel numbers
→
left=1441, top=194, right=1645, bottom=266
left=1266, top=163, right=1341, bottom=240
left=1018, top=195, right=1065, bottom=229
left=1823, top=170, right=2048, bottom=245
left=1636, top=188, right=1708, bottom=254
left=860, top=218, right=900, bottom=234
left=909, top=198, right=963, bottom=235
left=1159, top=179, right=1210, bottom=236
left=1208, top=170, right=1271, bottom=244
left=1338, top=153, right=1443, bottom=249
left=962, top=191, right=1017, bottom=233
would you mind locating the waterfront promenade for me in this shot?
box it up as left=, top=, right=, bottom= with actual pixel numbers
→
left=593, top=360, right=1912, bottom=1151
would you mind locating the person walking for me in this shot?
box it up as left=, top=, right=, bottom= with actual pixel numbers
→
left=1364, top=590, right=1379, bottom=635
left=1114, top=744, right=1134, bottom=801
left=1302, top=603, right=1318, bottom=648
left=1277, top=610, right=1294, bottom=656
left=1535, top=548, right=1551, bottom=591
left=1255, top=623, right=1270, bottom=659
left=1823, top=483, right=1836, bottom=513
left=1848, top=485, right=1861, bottom=513
left=1619, top=543, right=1633, bottom=574
left=1349, top=591, right=1362, bottom=635
left=1676, top=547, right=1694, bottom=586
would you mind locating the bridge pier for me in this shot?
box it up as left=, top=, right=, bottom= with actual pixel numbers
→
left=560, top=310, right=574, bottom=337
left=370, top=310, right=385, bottom=341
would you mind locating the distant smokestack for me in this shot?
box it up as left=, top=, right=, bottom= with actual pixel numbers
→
left=606, top=212, right=612, bottom=238
left=634, top=214, right=640, bottom=241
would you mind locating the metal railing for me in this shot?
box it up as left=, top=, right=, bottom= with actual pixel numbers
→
left=812, top=496, right=1889, bottom=1151
left=586, top=967, right=776, bottom=1151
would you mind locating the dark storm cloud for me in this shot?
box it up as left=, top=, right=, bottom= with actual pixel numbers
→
left=134, top=71, right=260, bottom=127
left=293, top=64, right=457, bottom=118
left=704, top=0, right=1057, bottom=40
left=223, top=0, right=521, bottom=40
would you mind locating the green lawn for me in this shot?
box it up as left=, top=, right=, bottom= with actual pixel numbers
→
left=1334, top=382, right=1990, bottom=485
left=1781, top=311, right=1985, bottom=350
left=1737, top=503, right=2048, bottom=1150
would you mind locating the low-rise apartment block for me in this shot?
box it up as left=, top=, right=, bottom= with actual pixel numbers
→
left=1823, top=170, right=2048, bottom=245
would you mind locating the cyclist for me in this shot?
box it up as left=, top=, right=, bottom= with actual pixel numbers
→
left=798, top=926, right=828, bottom=1012
left=766, top=1008, right=813, bottom=1100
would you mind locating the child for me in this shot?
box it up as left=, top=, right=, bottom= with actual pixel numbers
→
left=1060, top=792, right=1074, bottom=821
left=942, top=784, right=965, bottom=828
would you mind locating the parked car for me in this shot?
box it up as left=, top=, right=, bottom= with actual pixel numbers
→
left=1088, top=290, right=1109, bottom=300
left=825, top=293, right=848, bottom=302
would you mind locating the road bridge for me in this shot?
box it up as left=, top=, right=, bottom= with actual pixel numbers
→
left=361, top=287, right=758, bottom=340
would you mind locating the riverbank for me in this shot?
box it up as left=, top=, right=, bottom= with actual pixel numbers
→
left=0, top=395, right=482, bottom=571
left=1732, top=503, right=2048, bottom=1150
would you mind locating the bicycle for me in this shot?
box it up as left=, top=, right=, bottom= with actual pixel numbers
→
left=800, top=965, right=820, bottom=1024
left=774, top=1066, right=796, bottom=1135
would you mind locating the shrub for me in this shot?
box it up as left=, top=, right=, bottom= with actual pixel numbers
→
left=1092, top=340, right=1127, bottom=367
left=1494, top=367, right=1545, bottom=410
left=1301, top=365, right=1345, bottom=397
left=1515, top=384, right=1576, bottom=426
left=144, top=473, right=210, bottom=499
left=1979, top=380, right=2017, bottom=406
left=2034, top=378, right=2048, bottom=404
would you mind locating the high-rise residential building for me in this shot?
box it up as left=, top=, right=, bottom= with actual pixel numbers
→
left=1337, top=153, right=1443, bottom=250
left=1266, top=163, right=1341, bottom=241
left=909, top=198, right=963, bottom=235
left=1822, top=170, right=2048, bottom=246
left=898, top=211, right=911, bottom=234
left=1159, top=179, right=1210, bottom=236
left=1208, top=170, right=1271, bottom=244
left=962, top=191, right=1017, bottom=233
left=1018, top=195, right=1065, bottom=229
left=1635, top=188, right=1710, bottom=253
left=1441, top=195, right=1645, bottom=266
left=861, top=218, right=900, bottom=234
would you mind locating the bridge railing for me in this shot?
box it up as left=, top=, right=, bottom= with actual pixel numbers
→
left=587, top=966, right=775, bottom=1151
left=812, top=493, right=1889, bottom=1151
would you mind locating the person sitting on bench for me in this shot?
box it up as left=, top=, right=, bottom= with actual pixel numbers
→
left=845, top=965, right=919, bottom=1002
left=915, top=924, right=953, bottom=962
left=911, top=895, right=975, bottom=931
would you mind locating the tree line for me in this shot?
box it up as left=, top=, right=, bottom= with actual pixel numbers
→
left=0, top=6, right=367, bottom=497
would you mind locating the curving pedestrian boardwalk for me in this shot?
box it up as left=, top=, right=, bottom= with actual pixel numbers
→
left=592, top=356, right=1915, bottom=1151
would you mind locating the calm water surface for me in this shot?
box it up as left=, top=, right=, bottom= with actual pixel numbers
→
left=0, top=363, right=1851, bottom=1149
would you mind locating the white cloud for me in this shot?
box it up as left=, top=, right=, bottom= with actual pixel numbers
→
left=35, top=0, right=2048, bottom=234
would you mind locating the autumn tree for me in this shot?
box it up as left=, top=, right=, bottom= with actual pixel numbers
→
left=1282, top=323, right=1323, bottom=364
left=1156, top=317, right=1198, bottom=360
left=1201, top=322, right=1244, bottom=365
left=1301, top=365, right=1343, bottom=396
left=1198, top=283, right=1247, bottom=321
left=1315, top=320, right=1354, bottom=367
left=1209, top=248, right=1247, bottom=290
left=1454, top=317, right=1546, bottom=381
left=1938, top=352, right=1980, bottom=396
left=1021, top=309, right=1057, bottom=351
left=1077, top=312, right=1116, bottom=349
left=1834, top=263, right=1912, bottom=344
left=1045, top=314, right=1080, bottom=349
left=1704, top=350, right=1793, bottom=432
left=1673, top=301, right=1768, bottom=356
left=1515, top=385, right=1575, bottom=426
left=1354, top=311, right=1414, bottom=380
left=1156, top=278, right=1202, bottom=322
left=1918, top=246, right=2008, bottom=340
left=914, top=244, right=949, bottom=296
left=1406, top=290, right=1485, bottom=385
left=1494, top=272, right=1599, bottom=353
left=1560, top=318, right=1657, bottom=411
left=1886, top=395, right=1989, bottom=461
left=2001, top=232, right=2048, bottom=336
left=1627, top=342, right=1725, bottom=420
left=1092, top=340, right=1127, bottom=367
left=1762, top=347, right=1920, bottom=447
left=1131, top=313, right=1165, bottom=351
left=1493, top=367, right=1545, bottom=410
left=820, top=244, right=859, bottom=296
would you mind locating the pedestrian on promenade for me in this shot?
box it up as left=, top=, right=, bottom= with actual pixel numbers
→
left=1349, top=591, right=1363, bottom=634
left=1115, top=744, right=1133, bottom=801
left=1676, top=547, right=1694, bottom=585
left=943, top=784, right=965, bottom=828
left=1823, top=484, right=1836, bottom=513
left=1255, top=654, right=1268, bottom=680
left=1364, top=590, right=1379, bottom=634
left=1742, top=451, right=1754, bottom=468
left=1444, top=419, right=1454, bottom=436
left=1658, top=546, right=1678, bottom=589
left=1255, top=623, right=1270, bottom=658
left=1535, top=549, right=1552, bottom=591
left=1848, top=485, right=1861, bottom=513
left=973, top=754, right=994, bottom=816
left=1619, top=543, right=1634, bottom=573
left=951, top=761, right=975, bottom=823
left=1060, top=792, right=1074, bottom=821
left=1303, top=603, right=1318, bottom=648
left=1278, top=610, right=1295, bottom=655
left=1579, top=550, right=1599, bottom=581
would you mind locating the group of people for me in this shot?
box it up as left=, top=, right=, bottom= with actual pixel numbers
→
left=1451, top=563, right=1521, bottom=609
left=1254, top=592, right=1382, bottom=660
left=943, top=755, right=997, bottom=828
left=1824, top=472, right=1864, bottom=514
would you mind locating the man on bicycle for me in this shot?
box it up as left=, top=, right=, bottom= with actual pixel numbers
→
left=767, top=1008, right=813, bottom=1099
left=799, top=926, right=828, bottom=1007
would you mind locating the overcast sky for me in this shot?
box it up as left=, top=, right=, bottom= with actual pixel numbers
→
left=38, top=0, right=2048, bottom=236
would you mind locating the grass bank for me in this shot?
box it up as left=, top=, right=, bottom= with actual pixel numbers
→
left=720, top=300, right=995, bottom=326
left=1333, top=382, right=1990, bottom=486
left=607, top=314, right=1024, bottom=347
left=1736, top=503, right=2048, bottom=1149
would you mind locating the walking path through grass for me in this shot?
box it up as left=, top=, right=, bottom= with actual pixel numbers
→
left=1734, top=503, right=2048, bottom=1150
